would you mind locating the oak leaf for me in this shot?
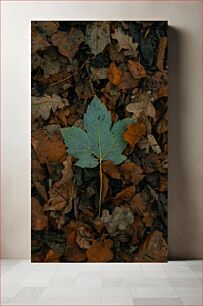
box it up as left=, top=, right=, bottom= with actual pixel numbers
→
left=126, top=92, right=156, bottom=119
left=108, top=63, right=123, bottom=86
left=31, top=197, right=48, bottom=231
left=120, top=160, right=144, bottom=186
left=127, top=60, right=146, bottom=79
left=111, top=28, right=138, bottom=57
left=85, top=22, right=110, bottom=56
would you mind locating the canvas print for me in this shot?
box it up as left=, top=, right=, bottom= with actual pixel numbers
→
left=31, top=21, right=168, bottom=262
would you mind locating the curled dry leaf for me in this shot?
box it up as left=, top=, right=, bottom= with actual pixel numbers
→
left=127, top=60, right=146, bottom=79
left=108, top=63, right=123, bottom=86
left=156, top=37, right=168, bottom=71
left=75, top=78, right=94, bottom=101
left=142, top=211, right=155, bottom=227
left=64, top=243, right=87, bottom=262
left=126, top=92, right=156, bottom=119
left=86, top=239, right=114, bottom=262
left=85, top=22, right=110, bottom=56
left=44, top=183, right=68, bottom=211
left=102, top=160, right=121, bottom=179
left=76, top=223, right=95, bottom=249
left=123, top=122, right=146, bottom=148
left=34, top=182, right=48, bottom=202
left=119, top=72, right=140, bottom=90
left=120, top=160, right=144, bottom=186
left=131, top=216, right=145, bottom=245
left=90, top=67, right=108, bottom=80
left=32, top=94, right=68, bottom=122
left=51, top=28, right=84, bottom=61
left=31, top=197, right=48, bottom=231
left=147, top=134, right=161, bottom=153
left=31, top=128, right=67, bottom=163
left=101, top=206, right=134, bottom=235
left=63, top=221, right=77, bottom=246
left=31, top=159, right=46, bottom=182
left=111, top=28, right=138, bottom=57
left=55, top=156, right=73, bottom=187
left=111, top=185, right=135, bottom=205
left=41, top=55, right=61, bottom=78
left=102, top=173, right=109, bottom=202
left=133, top=231, right=168, bottom=262
left=157, top=115, right=168, bottom=134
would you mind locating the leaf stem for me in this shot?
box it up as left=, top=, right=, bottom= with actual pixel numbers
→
left=98, top=160, right=102, bottom=217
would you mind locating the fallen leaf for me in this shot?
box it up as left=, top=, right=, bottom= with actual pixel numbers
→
left=127, top=60, right=146, bottom=79
left=147, top=134, right=161, bottom=153
left=63, top=221, right=77, bottom=246
left=159, top=175, right=167, bottom=192
left=51, top=28, right=84, bottom=61
left=31, top=197, right=48, bottom=230
left=75, top=78, right=94, bottom=101
left=131, top=216, right=145, bottom=245
left=102, top=160, right=121, bottom=179
left=57, top=108, right=71, bottom=126
left=76, top=223, right=95, bottom=249
left=119, top=72, right=140, bottom=90
left=102, top=173, right=109, bottom=202
left=120, top=160, right=144, bottom=186
left=31, top=29, right=50, bottom=54
left=32, top=128, right=67, bottom=163
left=144, top=71, right=168, bottom=92
left=111, top=185, right=135, bottom=205
left=157, top=115, right=168, bottom=134
left=156, top=37, right=168, bottom=71
left=41, top=55, right=61, bottom=78
left=142, top=211, right=155, bottom=227
left=86, top=239, right=114, bottom=262
left=126, top=92, right=156, bottom=119
left=133, top=231, right=168, bottom=262
left=108, top=63, right=123, bottom=86
left=55, top=156, right=73, bottom=187
left=34, top=182, right=48, bottom=202
left=85, top=22, right=110, bottom=56
left=33, top=21, right=59, bottom=35
left=157, top=84, right=168, bottom=99
left=111, top=28, right=138, bottom=57
left=32, top=94, right=68, bottom=122
left=131, top=192, right=147, bottom=215
left=123, top=122, right=146, bottom=148
left=90, top=67, right=108, bottom=80
left=44, top=250, right=61, bottom=262
left=64, top=243, right=87, bottom=262
left=101, top=206, right=134, bottom=235
left=31, top=159, right=46, bottom=182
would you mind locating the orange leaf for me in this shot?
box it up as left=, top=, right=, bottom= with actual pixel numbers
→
left=111, top=185, right=135, bottom=205
left=86, top=239, right=114, bottom=262
left=108, top=62, right=123, bottom=86
left=120, top=160, right=144, bottom=186
left=156, top=37, right=168, bottom=71
left=102, top=160, right=121, bottom=179
left=44, top=250, right=61, bottom=262
left=123, top=122, right=146, bottom=148
left=127, top=60, right=146, bottom=79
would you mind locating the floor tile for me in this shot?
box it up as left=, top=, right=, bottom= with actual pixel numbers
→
left=142, top=271, right=168, bottom=278
left=35, top=297, right=102, bottom=305
left=102, top=297, right=134, bottom=305
left=123, top=277, right=172, bottom=287
left=2, top=287, right=22, bottom=299
left=41, top=287, right=101, bottom=298
left=170, top=277, right=202, bottom=287
left=180, top=296, right=202, bottom=305
left=47, top=277, right=76, bottom=288
left=133, top=297, right=183, bottom=305
left=102, top=286, right=132, bottom=298
left=3, top=296, right=38, bottom=305
left=166, top=271, right=197, bottom=278
left=175, top=286, right=202, bottom=298
left=133, top=286, right=178, bottom=298
left=15, top=287, right=45, bottom=298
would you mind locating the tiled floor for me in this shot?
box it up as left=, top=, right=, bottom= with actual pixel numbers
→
left=1, top=260, right=202, bottom=305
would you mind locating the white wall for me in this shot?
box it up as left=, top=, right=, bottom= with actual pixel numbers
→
left=1, top=1, right=202, bottom=259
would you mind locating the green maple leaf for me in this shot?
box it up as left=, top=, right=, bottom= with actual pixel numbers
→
left=61, top=96, right=133, bottom=168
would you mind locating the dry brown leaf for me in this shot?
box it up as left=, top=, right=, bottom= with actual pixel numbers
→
left=51, top=28, right=84, bottom=61
left=157, top=116, right=168, bottom=134
left=102, top=160, right=121, bottom=179
left=75, top=79, right=94, bottom=101
left=101, top=206, right=134, bottom=235
left=131, top=192, right=147, bottom=215
left=90, top=67, right=108, bottom=80
left=34, top=182, right=48, bottom=202
left=31, top=128, right=67, bottom=163
left=142, top=211, right=155, bottom=227
left=34, top=21, right=59, bottom=36
left=31, top=197, right=48, bottom=231
left=111, top=185, right=135, bottom=205
left=31, top=30, right=50, bottom=54
left=157, top=84, right=168, bottom=98
left=108, top=63, right=123, bottom=86
left=119, top=72, right=140, bottom=90
left=64, top=243, right=87, bottom=262
left=44, top=250, right=61, bottom=262
left=127, top=60, right=146, bottom=79
left=41, top=55, right=61, bottom=78
left=111, top=28, right=138, bottom=57
left=57, top=108, right=71, bottom=126
left=141, top=153, right=164, bottom=174
left=144, top=71, right=168, bottom=92
left=32, top=94, right=68, bottom=122
left=76, top=223, right=95, bottom=249
left=156, top=37, right=168, bottom=71
left=120, top=160, right=144, bottom=186
left=159, top=175, right=167, bottom=192
left=86, top=239, right=114, bottom=262
left=31, top=159, right=46, bottom=182
left=63, top=221, right=77, bottom=246
left=131, top=216, right=145, bottom=245
left=55, top=156, right=73, bottom=187
left=133, top=231, right=168, bottom=262
left=102, top=173, right=109, bottom=202
left=147, top=134, right=161, bottom=153
left=123, top=122, right=146, bottom=148
left=126, top=92, right=156, bottom=119
left=85, top=22, right=110, bottom=56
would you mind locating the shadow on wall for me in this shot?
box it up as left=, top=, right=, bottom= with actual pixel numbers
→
left=168, top=27, right=202, bottom=260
